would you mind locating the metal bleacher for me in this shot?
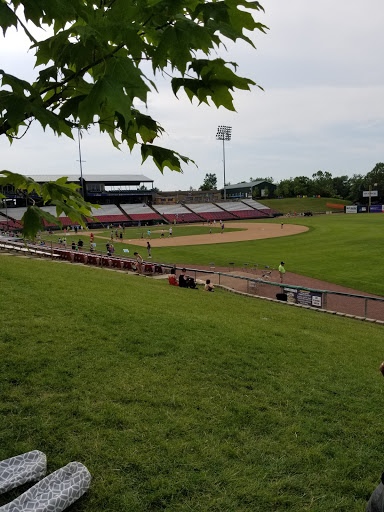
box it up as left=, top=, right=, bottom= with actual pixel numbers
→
left=187, top=203, right=236, bottom=221
left=0, top=207, right=25, bottom=230
left=215, top=201, right=268, bottom=219
left=88, top=204, right=129, bottom=224
left=154, top=204, right=202, bottom=223
left=119, top=203, right=161, bottom=221
left=241, top=199, right=278, bottom=216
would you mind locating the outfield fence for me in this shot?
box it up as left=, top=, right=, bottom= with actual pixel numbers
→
left=1, top=238, right=384, bottom=323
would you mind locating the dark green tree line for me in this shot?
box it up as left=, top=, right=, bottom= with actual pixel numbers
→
left=275, top=164, right=384, bottom=203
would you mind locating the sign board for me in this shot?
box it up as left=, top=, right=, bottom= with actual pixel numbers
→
left=346, top=205, right=357, bottom=214
left=284, top=287, right=322, bottom=308
left=363, top=190, right=378, bottom=197
left=369, top=205, right=384, bottom=213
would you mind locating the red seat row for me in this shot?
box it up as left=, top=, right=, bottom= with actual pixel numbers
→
left=53, top=249, right=163, bottom=275
left=163, top=213, right=202, bottom=223
left=129, top=213, right=162, bottom=221
left=231, top=210, right=268, bottom=219
left=199, top=211, right=236, bottom=221
left=89, top=215, right=129, bottom=223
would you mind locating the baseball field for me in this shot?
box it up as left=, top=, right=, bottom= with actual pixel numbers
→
left=1, top=213, right=383, bottom=511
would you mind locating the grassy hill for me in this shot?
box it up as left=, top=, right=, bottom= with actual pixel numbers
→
left=0, top=255, right=383, bottom=511
left=260, top=197, right=351, bottom=214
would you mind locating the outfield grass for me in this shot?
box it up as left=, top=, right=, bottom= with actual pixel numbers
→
left=0, top=255, right=383, bottom=511
left=261, top=197, right=351, bottom=214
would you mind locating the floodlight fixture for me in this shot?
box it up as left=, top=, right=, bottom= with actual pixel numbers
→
left=216, top=125, right=232, bottom=141
left=216, top=125, right=232, bottom=200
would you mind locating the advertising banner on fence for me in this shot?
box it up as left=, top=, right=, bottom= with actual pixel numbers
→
left=369, top=205, right=384, bottom=213
left=284, top=287, right=323, bottom=308
left=346, top=205, right=357, bottom=213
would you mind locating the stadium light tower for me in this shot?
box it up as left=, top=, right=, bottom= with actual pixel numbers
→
left=216, top=125, right=232, bottom=200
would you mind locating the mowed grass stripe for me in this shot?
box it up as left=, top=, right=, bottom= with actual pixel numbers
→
left=0, top=256, right=383, bottom=511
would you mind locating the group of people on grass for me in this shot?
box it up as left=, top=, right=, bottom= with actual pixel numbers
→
left=168, top=268, right=214, bottom=291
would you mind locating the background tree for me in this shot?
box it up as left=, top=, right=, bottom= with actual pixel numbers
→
left=311, top=171, right=336, bottom=197
left=275, top=179, right=295, bottom=198
left=0, top=0, right=267, bottom=236
left=199, top=173, right=218, bottom=191
left=364, top=163, right=384, bottom=202
left=292, top=176, right=313, bottom=197
left=331, top=175, right=350, bottom=199
left=345, top=174, right=364, bottom=202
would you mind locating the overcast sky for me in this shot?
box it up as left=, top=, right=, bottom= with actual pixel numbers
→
left=1, top=0, right=384, bottom=191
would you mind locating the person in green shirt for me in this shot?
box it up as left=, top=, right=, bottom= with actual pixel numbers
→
left=278, top=261, right=286, bottom=283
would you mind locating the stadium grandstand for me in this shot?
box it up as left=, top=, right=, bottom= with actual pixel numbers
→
left=0, top=172, right=281, bottom=231
left=0, top=207, right=24, bottom=230
left=0, top=174, right=155, bottom=207
left=152, top=204, right=203, bottom=223
left=242, top=199, right=279, bottom=216
left=187, top=203, right=237, bottom=221
left=87, top=205, right=129, bottom=226
left=215, top=201, right=268, bottom=219
left=119, top=203, right=162, bottom=222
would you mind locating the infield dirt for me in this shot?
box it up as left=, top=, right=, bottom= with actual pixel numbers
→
left=131, top=222, right=308, bottom=247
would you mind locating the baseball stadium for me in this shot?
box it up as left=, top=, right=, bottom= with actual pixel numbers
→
left=1, top=174, right=384, bottom=511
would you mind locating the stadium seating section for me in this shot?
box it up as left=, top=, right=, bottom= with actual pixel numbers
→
left=120, top=203, right=162, bottom=221
left=199, top=211, right=236, bottom=221
left=0, top=199, right=278, bottom=231
left=153, top=204, right=203, bottom=223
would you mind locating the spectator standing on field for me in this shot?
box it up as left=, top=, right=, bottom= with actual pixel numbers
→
left=278, top=261, right=286, bottom=283
left=147, top=241, right=151, bottom=258
left=169, top=227, right=173, bottom=237
left=134, top=251, right=143, bottom=274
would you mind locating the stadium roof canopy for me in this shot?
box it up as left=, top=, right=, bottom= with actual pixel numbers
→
left=225, top=180, right=271, bottom=190
left=26, top=174, right=153, bottom=186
